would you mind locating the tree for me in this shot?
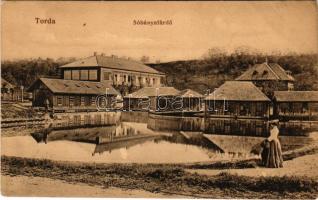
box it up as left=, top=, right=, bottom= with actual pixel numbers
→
left=140, top=56, right=150, bottom=63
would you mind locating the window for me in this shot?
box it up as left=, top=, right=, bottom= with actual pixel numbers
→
left=69, top=96, right=74, bottom=106
left=95, top=114, right=101, bottom=125
left=73, top=115, right=81, bottom=125
left=288, top=82, right=294, bottom=91
left=123, top=75, right=127, bottom=83
left=64, top=70, right=71, bottom=80
left=256, top=102, right=263, bottom=116
left=84, top=115, right=91, bottom=125
left=302, top=103, right=308, bottom=113
left=74, top=96, right=81, bottom=106
left=72, top=70, right=80, bottom=80
left=80, top=70, right=89, bottom=80
left=91, top=96, right=96, bottom=105
left=57, top=96, right=63, bottom=106
left=104, top=72, right=111, bottom=80
left=89, top=70, right=98, bottom=81
left=85, top=96, right=90, bottom=106
left=63, top=96, right=69, bottom=106
left=81, top=97, right=85, bottom=106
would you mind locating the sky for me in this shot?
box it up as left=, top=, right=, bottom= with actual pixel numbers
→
left=2, top=1, right=318, bottom=62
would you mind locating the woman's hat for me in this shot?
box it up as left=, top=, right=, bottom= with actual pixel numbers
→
left=269, top=119, right=279, bottom=126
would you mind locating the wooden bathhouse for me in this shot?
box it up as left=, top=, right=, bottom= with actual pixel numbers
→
left=1, top=78, right=16, bottom=101
left=178, top=89, right=203, bottom=112
left=148, top=87, right=181, bottom=112
left=236, top=62, right=294, bottom=98
left=59, top=52, right=165, bottom=95
left=27, top=78, right=120, bottom=113
left=123, top=87, right=155, bottom=111
left=205, top=81, right=271, bottom=119
left=273, top=91, right=318, bottom=121
left=123, top=87, right=180, bottom=111
left=0, top=77, right=30, bottom=102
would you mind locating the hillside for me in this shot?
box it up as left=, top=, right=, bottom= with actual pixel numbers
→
left=149, top=53, right=318, bottom=93
left=1, top=52, right=318, bottom=94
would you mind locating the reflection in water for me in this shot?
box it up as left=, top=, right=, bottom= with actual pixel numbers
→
left=2, top=112, right=317, bottom=163
left=160, top=132, right=224, bottom=153
left=148, top=113, right=317, bottom=137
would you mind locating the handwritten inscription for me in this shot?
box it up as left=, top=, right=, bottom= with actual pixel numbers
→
left=35, top=17, right=56, bottom=24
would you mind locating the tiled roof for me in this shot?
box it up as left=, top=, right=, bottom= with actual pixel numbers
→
left=60, top=55, right=164, bottom=75
left=269, top=63, right=294, bottom=81
left=178, top=89, right=203, bottom=98
left=125, top=87, right=180, bottom=98
left=236, top=62, right=294, bottom=81
left=28, top=78, right=120, bottom=96
left=274, top=91, right=318, bottom=102
left=205, top=81, right=270, bottom=101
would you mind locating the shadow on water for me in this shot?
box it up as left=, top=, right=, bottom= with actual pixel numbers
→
left=159, top=132, right=225, bottom=153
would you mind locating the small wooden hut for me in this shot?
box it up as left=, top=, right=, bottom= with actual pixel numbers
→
left=123, top=87, right=155, bottom=111
left=1, top=78, right=16, bottom=101
left=124, top=87, right=180, bottom=112
left=148, top=87, right=180, bottom=112
left=205, top=81, right=271, bottom=119
left=178, top=89, right=203, bottom=112
left=274, top=91, right=318, bottom=121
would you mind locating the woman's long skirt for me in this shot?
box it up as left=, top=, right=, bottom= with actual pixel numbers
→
left=265, top=139, right=284, bottom=168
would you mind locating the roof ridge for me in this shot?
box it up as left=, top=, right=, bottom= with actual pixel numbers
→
left=264, top=63, right=280, bottom=79
left=269, top=63, right=294, bottom=81
left=95, top=55, right=100, bottom=66
left=206, top=81, right=270, bottom=101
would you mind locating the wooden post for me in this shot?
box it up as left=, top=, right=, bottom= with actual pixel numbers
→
left=20, top=85, right=24, bottom=102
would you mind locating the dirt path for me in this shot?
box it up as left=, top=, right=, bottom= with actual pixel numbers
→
left=187, top=153, right=318, bottom=178
left=1, top=175, right=187, bottom=198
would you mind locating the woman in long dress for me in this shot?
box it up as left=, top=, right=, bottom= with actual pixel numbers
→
left=261, top=123, right=284, bottom=168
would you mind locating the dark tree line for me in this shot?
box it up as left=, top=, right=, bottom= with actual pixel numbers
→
left=1, top=57, right=76, bottom=88
left=150, top=48, right=318, bottom=93
left=1, top=48, right=318, bottom=93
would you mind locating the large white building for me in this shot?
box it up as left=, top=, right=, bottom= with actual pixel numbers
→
left=60, top=53, right=165, bottom=90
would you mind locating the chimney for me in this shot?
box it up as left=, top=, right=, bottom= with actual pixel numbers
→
left=94, top=52, right=97, bottom=56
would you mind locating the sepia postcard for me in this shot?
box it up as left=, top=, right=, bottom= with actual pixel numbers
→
left=1, top=1, right=318, bottom=199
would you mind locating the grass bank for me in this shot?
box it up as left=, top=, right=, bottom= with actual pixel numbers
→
left=2, top=156, right=317, bottom=198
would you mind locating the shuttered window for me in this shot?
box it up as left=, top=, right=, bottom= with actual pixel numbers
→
left=64, top=70, right=71, bottom=80
left=72, top=70, right=80, bottom=80
left=57, top=96, right=63, bottom=106
left=69, top=96, right=74, bottom=107
left=104, top=72, right=111, bottom=80
left=89, top=70, right=98, bottom=81
left=80, top=70, right=89, bottom=80
left=63, top=96, right=69, bottom=106
left=80, top=97, right=85, bottom=106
